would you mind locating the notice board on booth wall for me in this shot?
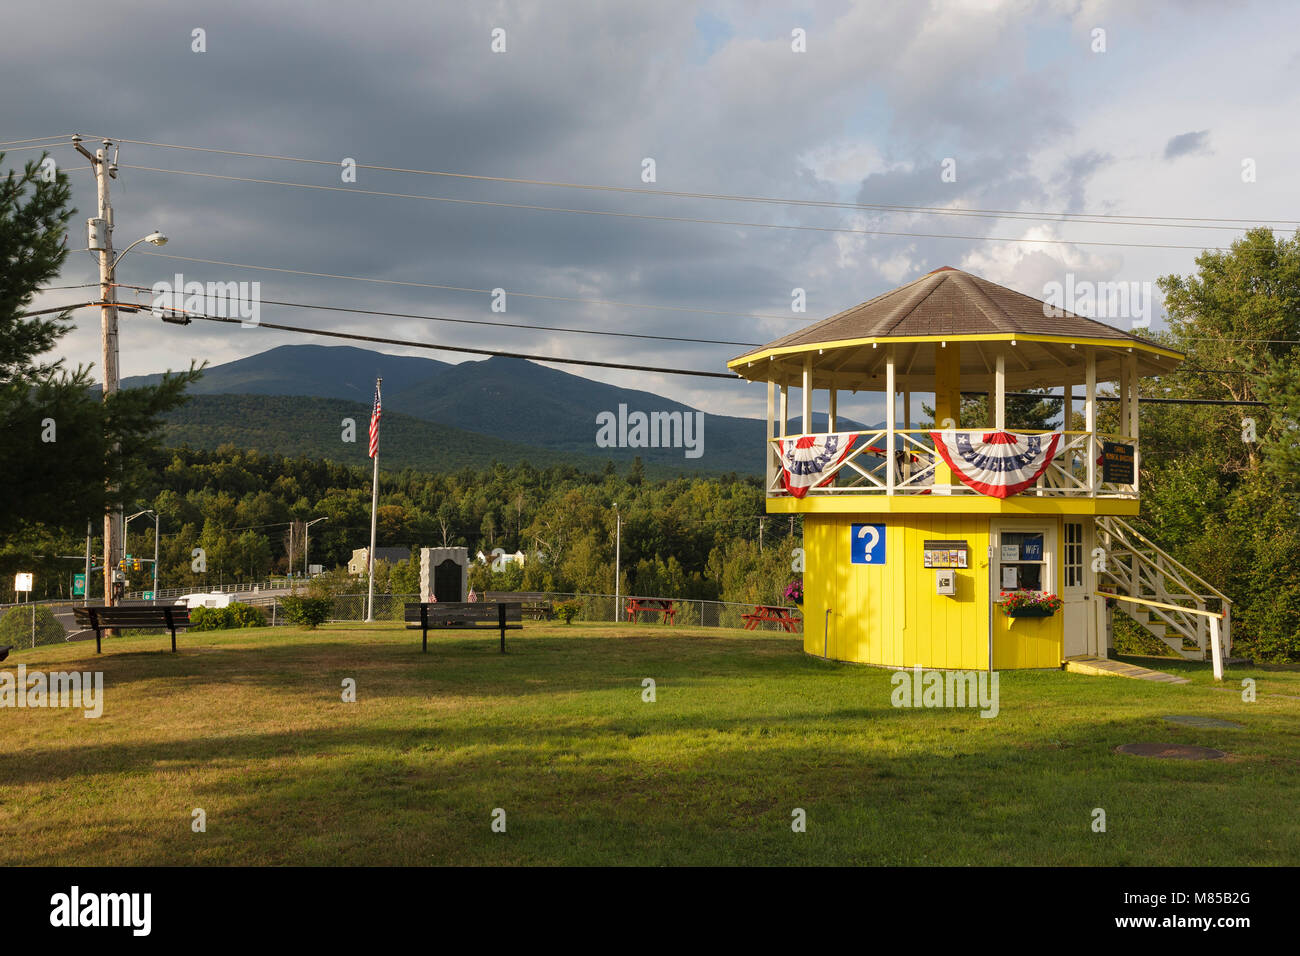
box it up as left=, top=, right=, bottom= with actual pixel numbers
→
left=1102, top=441, right=1135, bottom=484
left=923, top=540, right=968, bottom=569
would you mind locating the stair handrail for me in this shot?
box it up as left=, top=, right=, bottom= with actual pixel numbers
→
left=1094, top=591, right=1227, bottom=680
left=1102, top=516, right=1232, bottom=607
left=1095, top=592, right=1225, bottom=620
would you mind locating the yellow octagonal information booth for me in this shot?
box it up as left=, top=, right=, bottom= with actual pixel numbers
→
left=728, top=267, right=1184, bottom=670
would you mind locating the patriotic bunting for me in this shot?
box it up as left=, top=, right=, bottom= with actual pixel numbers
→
left=780, top=432, right=859, bottom=498
left=929, top=430, right=1062, bottom=498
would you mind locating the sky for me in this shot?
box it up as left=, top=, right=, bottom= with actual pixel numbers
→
left=5, top=0, right=1300, bottom=425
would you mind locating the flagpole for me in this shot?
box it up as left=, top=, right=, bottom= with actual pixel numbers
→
left=366, top=376, right=381, bottom=622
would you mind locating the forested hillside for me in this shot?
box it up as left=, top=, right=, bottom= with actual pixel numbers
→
left=3, top=445, right=798, bottom=611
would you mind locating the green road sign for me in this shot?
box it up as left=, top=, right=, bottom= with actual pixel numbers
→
left=73, top=573, right=86, bottom=596
left=142, top=591, right=154, bottom=601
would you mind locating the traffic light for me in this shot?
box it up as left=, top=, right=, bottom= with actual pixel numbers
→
left=133, top=556, right=142, bottom=572
left=118, top=558, right=128, bottom=573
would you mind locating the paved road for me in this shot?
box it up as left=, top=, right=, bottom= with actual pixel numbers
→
left=52, top=590, right=296, bottom=642
left=53, top=599, right=159, bottom=643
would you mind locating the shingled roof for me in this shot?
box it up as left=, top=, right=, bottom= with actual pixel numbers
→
left=729, top=267, right=1182, bottom=390
left=736, top=267, right=1150, bottom=360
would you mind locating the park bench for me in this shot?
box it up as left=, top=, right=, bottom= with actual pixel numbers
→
left=72, top=605, right=191, bottom=654
left=405, top=601, right=522, bottom=653
left=484, top=591, right=554, bottom=620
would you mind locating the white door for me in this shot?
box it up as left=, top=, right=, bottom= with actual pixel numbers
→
left=1062, top=520, right=1088, bottom=657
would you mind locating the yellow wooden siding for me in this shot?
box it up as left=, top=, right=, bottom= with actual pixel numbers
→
left=803, top=513, right=990, bottom=670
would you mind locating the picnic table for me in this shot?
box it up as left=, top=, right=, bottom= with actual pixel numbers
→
left=625, top=597, right=676, bottom=624
left=742, top=604, right=802, bottom=633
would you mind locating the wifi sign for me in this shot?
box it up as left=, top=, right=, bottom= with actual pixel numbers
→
left=851, top=524, right=886, bottom=564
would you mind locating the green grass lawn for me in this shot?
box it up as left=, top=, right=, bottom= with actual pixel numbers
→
left=1, top=621, right=1297, bottom=866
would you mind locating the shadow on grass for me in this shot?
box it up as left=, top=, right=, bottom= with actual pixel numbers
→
left=3, top=710, right=1280, bottom=866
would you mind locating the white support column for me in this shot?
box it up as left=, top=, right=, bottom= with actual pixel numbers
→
left=886, top=346, right=896, bottom=495
left=1118, top=358, right=1130, bottom=440
left=779, top=384, right=788, bottom=438
left=766, top=380, right=775, bottom=439
left=827, top=384, right=837, bottom=433
left=1085, top=350, right=1097, bottom=493
left=902, top=391, right=911, bottom=431
left=802, top=354, right=812, bottom=434
left=994, top=353, right=1006, bottom=430
left=766, top=380, right=776, bottom=491
left=1128, top=353, right=1140, bottom=495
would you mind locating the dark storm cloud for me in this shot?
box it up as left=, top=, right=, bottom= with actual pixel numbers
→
left=5, top=1, right=1284, bottom=420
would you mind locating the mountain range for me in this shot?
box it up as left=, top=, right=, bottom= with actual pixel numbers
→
left=124, top=344, right=863, bottom=476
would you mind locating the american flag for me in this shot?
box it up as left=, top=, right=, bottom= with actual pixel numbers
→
left=368, top=378, right=382, bottom=458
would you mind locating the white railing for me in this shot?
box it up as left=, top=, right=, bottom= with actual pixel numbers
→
left=767, top=429, right=1137, bottom=499
left=1094, top=516, right=1232, bottom=665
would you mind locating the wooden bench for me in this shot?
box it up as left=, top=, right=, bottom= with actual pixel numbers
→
left=405, top=602, right=522, bottom=653
left=72, top=605, right=191, bottom=654
left=484, top=591, right=554, bottom=620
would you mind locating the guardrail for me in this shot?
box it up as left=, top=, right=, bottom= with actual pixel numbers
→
left=126, top=579, right=302, bottom=601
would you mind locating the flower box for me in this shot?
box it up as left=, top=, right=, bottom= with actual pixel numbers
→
left=997, top=591, right=1062, bottom=618
left=1006, top=605, right=1054, bottom=618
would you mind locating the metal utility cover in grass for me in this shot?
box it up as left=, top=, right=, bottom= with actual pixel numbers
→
left=1161, top=715, right=1244, bottom=729
left=1115, top=742, right=1226, bottom=760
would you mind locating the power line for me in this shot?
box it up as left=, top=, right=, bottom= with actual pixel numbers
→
left=118, top=163, right=1234, bottom=252
left=0, top=135, right=73, bottom=147
left=134, top=251, right=797, bottom=322
left=0, top=141, right=73, bottom=154
left=119, top=302, right=742, bottom=380
left=120, top=300, right=1278, bottom=405
left=115, top=283, right=762, bottom=347
left=98, top=135, right=1300, bottom=231
left=979, top=390, right=1272, bottom=408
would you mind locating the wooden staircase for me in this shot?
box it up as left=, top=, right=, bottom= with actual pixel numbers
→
left=1093, top=516, right=1232, bottom=662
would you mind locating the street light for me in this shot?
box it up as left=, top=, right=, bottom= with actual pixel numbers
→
left=75, top=133, right=173, bottom=611
left=111, top=231, right=168, bottom=270
left=124, top=509, right=159, bottom=603
left=303, top=517, right=328, bottom=576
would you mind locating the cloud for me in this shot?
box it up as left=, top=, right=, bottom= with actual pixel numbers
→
left=5, top=0, right=1300, bottom=424
left=1163, top=130, right=1211, bottom=160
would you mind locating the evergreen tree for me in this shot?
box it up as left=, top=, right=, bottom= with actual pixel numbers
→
left=0, top=151, right=201, bottom=538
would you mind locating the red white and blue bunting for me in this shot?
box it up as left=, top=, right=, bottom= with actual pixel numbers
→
left=780, top=433, right=859, bottom=498
left=929, top=430, right=1062, bottom=498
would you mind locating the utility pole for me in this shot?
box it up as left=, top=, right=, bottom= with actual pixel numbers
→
left=151, top=511, right=159, bottom=602
left=83, top=520, right=92, bottom=607
left=74, top=135, right=121, bottom=609
left=613, top=503, right=620, bottom=623
left=304, top=517, right=328, bottom=576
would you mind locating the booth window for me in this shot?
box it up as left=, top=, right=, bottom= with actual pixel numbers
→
left=998, top=531, right=1045, bottom=592
left=1064, top=522, right=1084, bottom=588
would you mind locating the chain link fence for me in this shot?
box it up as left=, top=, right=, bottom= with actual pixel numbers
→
left=306, top=592, right=801, bottom=632
left=0, top=600, right=81, bottom=649
left=2, top=591, right=803, bottom=639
